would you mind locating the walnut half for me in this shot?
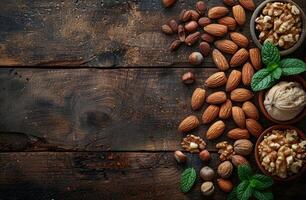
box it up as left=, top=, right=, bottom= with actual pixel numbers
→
left=181, top=134, right=206, bottom=153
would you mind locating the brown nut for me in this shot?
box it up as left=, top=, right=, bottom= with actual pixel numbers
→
left=191, top=88, right=206, bottom=110
left=162, top=0, right=177, bottom=8
left=198, top=17, right=212, bottom=27
left=202, top=105, right=220, bottom=124
left=185, top=31, right=201, bottom=46
left=178, top=115, right=200, bottom=133
left=201, top=181, right=215, bottom=196
left=200, top=166, right=215, bottom=181
left=219, top=99, right=232, bottom=119
left=196, top=1, right=207, bottom=15
left=201, top=33, right=215, bottom=43
left=199, top=150, right=211, bottom=161
left=178, top=25, right=186, bottom=42
left=231, top=155, right=249, bottom=167
left=184, top=21, right=199, bottom=33
left=217, top=179, right=233, bottom=193
left=217, top=161, right=233, bottom=178
left=199, top=42, right=211, bottom=57
left=234, top=139, right=253, bottom=156
left=181, top=72, right=196, bottom=84
left=170, top=40, right=181, bottom=51
left=189, top=52, right=204, bottom=65
left=223, top=0, right=237, bottom=6
left=180, top=10, right=192, bottom=22
left=190, top=10, right=200, bottom=21
left=161, top=24, right=173, bottom=34
left=168, top=19, right=178, bottom=32
left=174, top=150, right=187, bottom=163
left=232, top=106, right=246, bottom=128
left=227, top=128, right=250, bottom=139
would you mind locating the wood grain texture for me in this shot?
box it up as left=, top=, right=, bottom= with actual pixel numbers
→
left=0, top=152, right=304, bottom=200
left=0, top=0, right=304, bottom=67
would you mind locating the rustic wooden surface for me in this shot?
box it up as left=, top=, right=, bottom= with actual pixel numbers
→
left=0, top=0, right=305, bottom=199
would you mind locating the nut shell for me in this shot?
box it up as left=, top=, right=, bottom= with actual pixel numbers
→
left=189, top=52, right=204, bottom=65
left=231, top=155, right=249, bottom=167
left=174, top=150, right=187, bottom=163
left=199, top=150, right=211, bottom=161
left=234, top=139, right=253, bottom=155
left=182, top=72, right=195, bottom=84
left=200, top=166, right=215, bottom=181
left=217, top=179, right=233, bottom=193
left=217, top=161, right=233, bottom=178
left=201, top=182, right=214, bottom=196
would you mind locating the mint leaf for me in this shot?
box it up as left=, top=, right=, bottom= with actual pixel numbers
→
left=180, top=167, right=196, bottom=193
left=238, top=165, right=253, bottom=181
left=228, top=187, right=238, bottom=200
left=279, top=58, right=306, bottom=75
left=251, top=68, right=277, bottom=91
left=267, top=63, right=279, bottom=71
left=237, top=181, right=253, bottom=200
left=241, top=185, right=253, bottom=200
left=271, top=67, right=282, bottom=79
left=261, top=41, right=280, bottom=65
left=253, top=190, right=274, bottom=200
left=251, top=174, right=273, bottom=190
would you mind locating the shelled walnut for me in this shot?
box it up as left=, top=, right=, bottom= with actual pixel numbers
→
left=255, top=2, right=302, bottom=49
left=258, top=129, right=306, bottom=178
left=181, top=134, right=206, bottom=153
left=216, top=141, right=235, bottom=161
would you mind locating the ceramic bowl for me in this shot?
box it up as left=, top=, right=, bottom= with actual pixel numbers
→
left=258, top=75, right=306, bottom=124
left=255, top=125, right=306, bottom=182
left=250, top=0, right=306, bottom=56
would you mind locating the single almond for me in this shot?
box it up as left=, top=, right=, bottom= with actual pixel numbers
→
left=242, top=101, right=259, bottom=120
left=161, top=24, right=173, bottom=34
left=239, top=0, right=255, bottom=10
left=217, top=16, right=237, bottom=31
left=205, top=72, right=227, bottom=88
left=249, top=48, right=262, bottom=70
left=232, top=106, right=246, bottom=128
left=178, top=115, right=200, bottom=133
left=230, top=88, right=253, bottom=102
left=202, top=105, right=220, bottom=124
left=208, top=6, right=229, bottom=19
left=196, top=1, right=207, bottom=15
left=246, top=119, right=263, bottom=137
left=206, top=91, right=227, bottom=104
left=168, top=19, right=178, bottom=32
left=223, top=0, right=237, bottom=6
left=190, top=10, right=200, bottom=21
left=219, top=99, right=232, bottom=119
left=227, top=128, right=250, bottom=139
left=232, top=5, right=246, bottom=26
left=217, top=179, right=233, bottom=193
left=206, top=120, right=225, bottom=140
left=212, top=49, right=229, bottom=71
left=201, top=33, right=215, bottom=43
left=184, top=21, right=199, bottom=33
left=214, top=39, right=238, bottom=54
left=191, top=88, right=206, bottom=110
left=230, top=48, right=249, bottom=67
left=198, top=17, right=212, bottom=27
left=199, top=42, right=211, bottom=57
left=242, top=62, right=254, bottom=86
left=231, top=155, right=249, bottom=167
left=229, top=32, right=249, bottom=48
left=226, top=70, right=241, bottom=92
left=204, top=24, right=228, bottom=37
left=185, top=31, right=201, bottom=46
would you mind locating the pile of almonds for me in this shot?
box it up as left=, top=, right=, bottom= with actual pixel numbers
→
left=164, top=0, right=266, bottom=195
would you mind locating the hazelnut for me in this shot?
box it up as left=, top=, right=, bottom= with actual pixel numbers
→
left=174, top=150, right=187, bottom=163
left=217, top=161, right=233, bottom=178
left=199, top=150, right=211, bottom=161
left=200, top=166, right=215, bottom=181
left=181, top=72, right=195, bottom=84
left=217, top=178, right=233, bottom=193
left=234, top=139, right=253, bottom=156
left=189, top=52, right=204, bottom=65
left=201, top=181, right=214, bottom=196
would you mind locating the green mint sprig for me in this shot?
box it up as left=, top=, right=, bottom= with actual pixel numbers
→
left=180, top=167, right=196, bottom=193
left=227, top=165, right=274, bottom=200
left=251, top=42, right=306, bottom=91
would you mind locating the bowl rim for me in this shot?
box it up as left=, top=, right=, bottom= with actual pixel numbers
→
left=250, top=0, right=306, bottom=56
left=258, top=75, right=306, bottom=124
left=255, top=124, right=306, bottom=182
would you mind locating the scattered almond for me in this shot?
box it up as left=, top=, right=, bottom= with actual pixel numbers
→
left=201, top=33, right=215, bottom=43
left=239, top=0, right=255, bottom=11
left=199, top=42, right=211, bottom=57
left=178, top=115, right=200, bottom=133
left=229, top=32, right=249, bottom=48
left=246, top=119, right=263, bottom=137
left=214, top=39, right=238, bottom=54
left=202, top=105, right=220, bottom=124
left=206, top=91, right=227, bottom=104
left=208, top=6, right=229, bottom=19
left=249, top=48, right=262, bottom=70
left=191, top=88, right=206, bottom=110
left=219, top=99, right=232, bottom=119
left=242, top=101, right=259, bottom=120
left=232, top=106, right=246, bottom=128
left=217, top=16, right=237, bottom=31
left=205, top=72, right=227, bottom=88
left=230, top=48, right=249, bottom=67
left=217, top=179, right=233, bottom=193
left=230, top=88, right=253, bottom=102
left=204, top=24, right=228, bottom=37
left=242, top=62, right=254, bottom=86
left=226, top=70, right=241, bottom=92
left=227, top=128, right=250, bottom=139
left=206, top=120, right=226, bottom=140
left=232, top=5, right=246, bottom=26
left=212, top=49, right=229, bottom=71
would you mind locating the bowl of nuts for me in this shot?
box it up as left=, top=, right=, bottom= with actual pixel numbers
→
left=255, top=125, right=306, bottom=181
left=250, top=0, right=306, bottom=55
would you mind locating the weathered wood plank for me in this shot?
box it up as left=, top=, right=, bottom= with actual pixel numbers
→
left=0, top=68, right=305, bottom=151
left=0, top=0, right=304, bottom=67
left=0, top=152, right=304, bottom=200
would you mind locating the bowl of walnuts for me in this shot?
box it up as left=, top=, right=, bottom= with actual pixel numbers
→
left=250, top=0, right=306, bottom=55
left=255, top=125, right=306, bottom=181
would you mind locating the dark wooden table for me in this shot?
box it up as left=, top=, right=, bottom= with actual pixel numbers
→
left=0, top=0, right=305, bottom=199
